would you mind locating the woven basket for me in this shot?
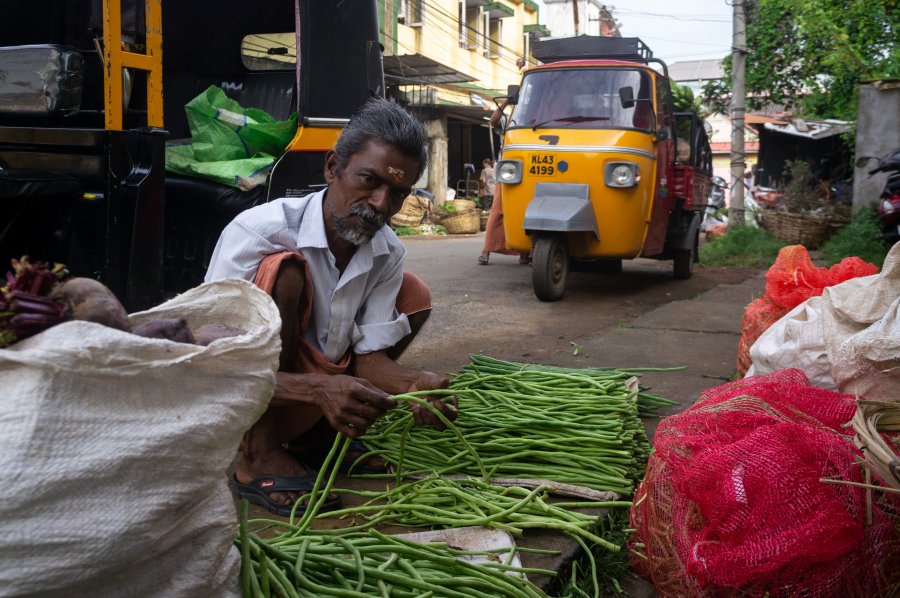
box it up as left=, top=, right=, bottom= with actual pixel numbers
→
left=390, top=194, right=430, bottom=228
left=430, top=199, right=478, bottom=225
left=442, top=210, right=481, bottom=234
left=447, top=199, right=477, bottom=212
left=761, top=209, right=829, bottom=249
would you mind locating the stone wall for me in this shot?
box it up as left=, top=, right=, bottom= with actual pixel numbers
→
left=853, top=82, right=900, bottom=211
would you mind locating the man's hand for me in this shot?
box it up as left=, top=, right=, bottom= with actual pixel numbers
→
left=311, top=374, right=398, bottom=439
left=407, top=371, right=455, bottom=430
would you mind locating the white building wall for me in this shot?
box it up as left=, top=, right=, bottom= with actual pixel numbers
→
left=542, top=0, right=610, bottom=37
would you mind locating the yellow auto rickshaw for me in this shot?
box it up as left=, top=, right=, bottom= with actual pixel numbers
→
left=497, top=36, right=712, bottom=301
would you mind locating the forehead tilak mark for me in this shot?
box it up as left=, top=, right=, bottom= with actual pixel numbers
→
left=387, top=166, right=406, bottom=182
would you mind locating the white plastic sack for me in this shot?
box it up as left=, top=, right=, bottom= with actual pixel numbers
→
left=822, top=243, right=900, bottom=402
left=747, top=295, right=835, bottom=389
left=0, top=278, right=280, bottom=597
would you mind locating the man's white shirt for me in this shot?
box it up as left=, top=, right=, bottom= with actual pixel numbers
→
left=205, top=189, right=411, bottom=362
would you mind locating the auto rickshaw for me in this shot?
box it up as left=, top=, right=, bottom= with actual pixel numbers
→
left=496, top=36, right=712, bottom=301
left=0, top=0, right=382, bottom=309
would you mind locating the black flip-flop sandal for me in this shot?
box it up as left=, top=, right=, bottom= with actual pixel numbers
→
left=231, top=471, right=342, bottom=517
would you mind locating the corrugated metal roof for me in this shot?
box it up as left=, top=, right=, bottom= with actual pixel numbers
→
left=668, top=59, right=724, bottom=82
left=762, top=118, right=854, bottom=140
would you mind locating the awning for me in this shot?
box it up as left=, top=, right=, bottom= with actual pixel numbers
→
left=383, top=54, right=476, bottom=85
left=484, top=2, right=514, bottom=19
left=439, top=103, right=496, bottom=126
left=524, top=24, right=551, bottom=37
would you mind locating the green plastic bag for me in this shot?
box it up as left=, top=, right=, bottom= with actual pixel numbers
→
left=165, top=85, right=298, bottom=189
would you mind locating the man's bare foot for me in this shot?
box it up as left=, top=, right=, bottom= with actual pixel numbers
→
left=477, top=253, right=489, bottom=265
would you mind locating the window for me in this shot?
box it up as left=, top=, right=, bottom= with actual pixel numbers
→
left=400, top=0, right=423, bottom=26
left=655, top=76, right=672, bottom=133
left=486, top=16, right=502, bottom=58
left=509, top=68, right=654, bottom=131
left=459, top=2, right=482, bottom=49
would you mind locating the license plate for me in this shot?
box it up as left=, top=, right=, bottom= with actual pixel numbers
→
left=528, top=153, right=558, bottom=176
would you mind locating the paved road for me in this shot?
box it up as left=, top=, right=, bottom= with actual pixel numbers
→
left=399, top=232, right=763, bottom=408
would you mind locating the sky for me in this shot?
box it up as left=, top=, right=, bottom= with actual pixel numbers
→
left=544, top=1, right=735, bottom=66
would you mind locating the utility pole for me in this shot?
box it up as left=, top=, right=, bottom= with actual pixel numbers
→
left=572, top=0, right=580, bottom=35
left=728, top=0, right=747, bottom=229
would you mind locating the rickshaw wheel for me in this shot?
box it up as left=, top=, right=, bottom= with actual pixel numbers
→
left=532, top=233, right=569, bottom=301
left=673, top=231, right=698, bottom=279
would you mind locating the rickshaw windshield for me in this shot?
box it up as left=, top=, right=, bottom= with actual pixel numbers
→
left=509, top=68, right=654, bottom=131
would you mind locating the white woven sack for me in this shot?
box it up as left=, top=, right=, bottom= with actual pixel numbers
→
left=747, top=295, right=836, bottom=389
left=822, top=243, right=900, bottom=402
left=0, top=278, right=280, bottom=597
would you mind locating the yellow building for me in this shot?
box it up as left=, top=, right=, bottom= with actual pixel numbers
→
left=378, top=0, right=549, bottom=200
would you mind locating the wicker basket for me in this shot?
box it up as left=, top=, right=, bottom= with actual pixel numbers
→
left=442, top=210, right=481, bottom=234
left=390, top=194, right=430, bottom=228
left=446, top=199, right=477, bottom=212
left=430, top=199, right=478, bottom=225
left=761, top=209, right=829, bottom=248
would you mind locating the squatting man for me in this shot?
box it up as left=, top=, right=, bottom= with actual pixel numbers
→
left=206, top=98, right=456, bottom=516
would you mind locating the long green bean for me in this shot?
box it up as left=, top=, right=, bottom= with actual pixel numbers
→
left=362, top=356, right=662, bottom=495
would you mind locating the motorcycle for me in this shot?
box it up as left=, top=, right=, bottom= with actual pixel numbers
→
left=858, top=147, right=900, bottom=245
left=702, top=175, right=727, bottom=232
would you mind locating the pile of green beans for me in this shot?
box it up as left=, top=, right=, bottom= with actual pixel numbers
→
left=238, top=521, right=553, bottom=597
left=239, top=433, right=553, bottom=597
left=315, top=475, right=632, bottom=597
left=361, top=356, right=670, bottom=495
left=462, top=355, right=678, bottom=417
left=317, top=475, right=631, bottom=551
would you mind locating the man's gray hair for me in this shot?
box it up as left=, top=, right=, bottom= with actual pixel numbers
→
left=333, top=97, right=428, bottom=179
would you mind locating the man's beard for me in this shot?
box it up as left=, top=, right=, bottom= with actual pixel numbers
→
left=332, top=203, right=386, bottom=246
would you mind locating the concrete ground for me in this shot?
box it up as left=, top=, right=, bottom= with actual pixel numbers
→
left=237, top=232, right=767, bottom=595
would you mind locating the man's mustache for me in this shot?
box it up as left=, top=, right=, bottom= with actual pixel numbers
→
left=349, top=203, right=385, bottom=228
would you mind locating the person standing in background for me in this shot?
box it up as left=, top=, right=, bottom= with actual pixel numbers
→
left=477, top=100, right=530, bottom=266
left=478, top=158, right=496, bottom=211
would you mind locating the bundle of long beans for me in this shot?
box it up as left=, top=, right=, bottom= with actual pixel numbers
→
left=239, top=425, right=554, bottom=597
left=462, top=355, right=677, bottom=417
left=240, top=520, right=553, bottom=598
left=361, top=356, right=674, bottom=496
left=316, top=475, right=632, bottom=597
left=317, top=475, right=631, bottom=550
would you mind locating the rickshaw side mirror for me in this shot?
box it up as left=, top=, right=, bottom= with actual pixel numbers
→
left=619, top=86, right=635, bottom=108
left=507, top=84, right=520, bottom=105
left=656, top=128, right=670, bottom=141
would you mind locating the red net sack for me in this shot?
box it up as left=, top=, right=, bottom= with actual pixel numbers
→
left=736, top=246, right=879, bottom=375
left=630, top=369, right=899, bottom=597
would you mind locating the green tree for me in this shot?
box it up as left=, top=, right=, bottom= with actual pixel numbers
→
left=702, top=0, right=899, bottom=120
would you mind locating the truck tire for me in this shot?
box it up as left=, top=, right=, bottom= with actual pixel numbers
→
left=532, top=233, right=569, bottom=301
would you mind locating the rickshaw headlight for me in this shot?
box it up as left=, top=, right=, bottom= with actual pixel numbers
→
left=496, top=160, right=522, bottom=184
left=605, top=162, right=640, bottom=188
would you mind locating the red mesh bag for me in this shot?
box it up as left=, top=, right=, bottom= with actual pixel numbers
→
left=629, top=369, right=900, bottom=597
left=736, top=246, right=879, bottom=375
